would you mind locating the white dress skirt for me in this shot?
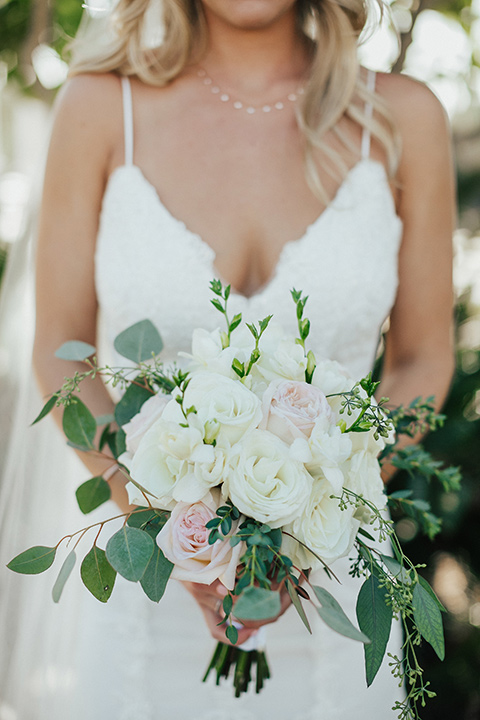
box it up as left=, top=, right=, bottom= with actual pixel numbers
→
left=0, top=75, right=406, bottom=719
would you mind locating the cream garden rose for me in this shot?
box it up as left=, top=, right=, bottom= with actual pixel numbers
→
left=224, top=429, right=312, bottom=528
left=125, top=419, right=214, bottom=509
left=121, top=391, right=170, bottom=456
left=162, top=371, right=263, bottom=445
left=284, top=476, right=360, bottom=569
left=156, top=489, right=244, bottom=590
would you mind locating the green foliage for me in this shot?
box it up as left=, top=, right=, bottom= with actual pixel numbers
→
left=312, top=585, right=370, bottom=643
left=7, top=545, right=56, bottom=574
left=356, top=574, right=393, bottom=686
left=75, top=476, right=111, bottom=514
left=114, top=379, right=153, bottom=427
left=55, top=340, right=96, bottom=361
left=140, top=545, right=173, bottom=602
left=286, top=578, right=312, bottom=634
left=62, top=397, right=96, bottom=450
left=31, top=394, right=58, bottom=425
left=105, top=526, right=154, bottom=582
left=114, top=319, right=163, bottom=363
left=52, top=550, right=76, bottom=603
left=233, top=586, right=281, bottom=621
left=412, top=583, right=445, bottom=661
left=126, top=507, right=169, bottom=539
left=80, top=546, right=116, bottom=603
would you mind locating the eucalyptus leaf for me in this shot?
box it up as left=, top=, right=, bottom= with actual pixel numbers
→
left=412, top=583, right=445, bottom=660
left=140, top=545, right=173, bottom=602
left=96, top=413, right=115, bottom=426
left=356, top=574, right=393, bottom=686
left=115, top=428, right=126, bottom=458
left=75, top=476, right=111, bottom=514
left=380, top=555, right=410, bottom=583
left=81, top=546, right=116, bottom=603
left=418, top=575, right=446, bottom=613
left=234, top=587, right=281, bottom=621
left=55, top=340, right=96, bottom=361
left=127, top=508, right=168, bottom=539
left=31, top=394, right=57, bottom=425
left=388, top=490, right=413, bottom=500
left=52, top=551, right=77, bottom=603
left=313, top=586, right=370, bottom=644
left=113, top=319, right=163, bottom=363
left=114, top=381, right=153, bottom=427
left=286, top=581, right=312, bottom=634
left=7, top=545, right=56, bottom=575
left=106, top=526, right=154, bottom=582
left=62, top=398, right=96, bottom=450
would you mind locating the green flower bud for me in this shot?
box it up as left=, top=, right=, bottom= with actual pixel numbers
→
left=204, top=419, right=220, bottom=445
left=220, top=331, right=230, bottom=349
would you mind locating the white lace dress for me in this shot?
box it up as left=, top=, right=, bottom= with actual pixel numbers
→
left=0, top=76, right=405, bottom=720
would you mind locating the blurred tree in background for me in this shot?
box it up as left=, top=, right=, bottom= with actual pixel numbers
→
left=0, top=0, right=479, bottom=717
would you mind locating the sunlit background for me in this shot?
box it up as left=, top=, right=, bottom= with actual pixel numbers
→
left=0, top=0, right=479, bottom=717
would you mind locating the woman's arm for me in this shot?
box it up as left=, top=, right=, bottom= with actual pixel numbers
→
left=33, top=73, right=132, bottom=511
left=376, top=73, right=456, bottom=480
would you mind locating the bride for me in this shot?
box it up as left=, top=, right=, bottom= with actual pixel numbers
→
left=0, top=0, right=455, bottom=717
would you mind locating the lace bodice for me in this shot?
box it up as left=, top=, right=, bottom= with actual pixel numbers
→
left=96, top=156, right=402, bottom=379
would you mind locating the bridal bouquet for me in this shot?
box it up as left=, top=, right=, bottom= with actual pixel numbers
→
left=8, top=281, right=460, bottom=720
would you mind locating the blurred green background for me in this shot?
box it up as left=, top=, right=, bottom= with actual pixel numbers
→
left=0, top=0, right=479, bottom=717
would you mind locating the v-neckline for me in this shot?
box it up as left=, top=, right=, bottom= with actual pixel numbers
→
left=105, top=158, right=392, bottom=300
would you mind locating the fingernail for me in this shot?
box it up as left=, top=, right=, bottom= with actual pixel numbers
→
left=216, top=585, right=228, bottom=597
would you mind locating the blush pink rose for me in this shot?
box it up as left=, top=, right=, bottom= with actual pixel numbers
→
left=156, top=490, right=243, bottom=590
left=261, top=380, right=333, bottom=445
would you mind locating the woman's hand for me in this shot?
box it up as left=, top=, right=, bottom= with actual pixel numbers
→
left=183, top=579, right=292, bottom=646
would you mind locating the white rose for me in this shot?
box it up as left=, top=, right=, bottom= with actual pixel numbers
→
left=306, top=420, right=353, bottom=494
left=125, top=419, right=206, bottom=509
left=162, top=372, right=262, bottom=445
left=261, top=379, right=333, bottom=445
left=180, top=325, right=253, bottom=379
left=311, top=358, right=354, bottom=396
left=157, top=490, right=244, bottom=590
left=171, top=444, right=229, bottom=503
left=284, top=476, right=360, bottom=569
left=122, top=392, right=170, bottom=457
left=224, top=429, right=312, bottom=528
left=344, top=449, right=386, bottom=517
left=253, top=324, right=307, bottom=384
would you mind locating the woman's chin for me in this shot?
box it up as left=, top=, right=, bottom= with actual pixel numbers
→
left=202, top=0, right=296, bottom=32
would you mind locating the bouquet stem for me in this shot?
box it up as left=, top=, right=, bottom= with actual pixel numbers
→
left=203, top=642, right=271, bottom=697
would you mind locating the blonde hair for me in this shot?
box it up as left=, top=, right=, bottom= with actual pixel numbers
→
left=70, top=0, right=400, bottom=203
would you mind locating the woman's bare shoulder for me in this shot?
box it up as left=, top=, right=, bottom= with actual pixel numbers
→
left=50, top=73, right=123, bottom=167
left=374, top=71, right=451, bottom=160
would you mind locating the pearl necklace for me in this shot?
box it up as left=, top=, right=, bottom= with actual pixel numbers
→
left=197, top=68, right=305, bottom=115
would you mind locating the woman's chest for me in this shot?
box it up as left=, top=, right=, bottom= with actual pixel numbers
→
left=95, top=160, right=402, bottom=378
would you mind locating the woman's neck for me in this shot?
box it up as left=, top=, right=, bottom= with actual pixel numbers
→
left=198, top=6, right=311, bottom=94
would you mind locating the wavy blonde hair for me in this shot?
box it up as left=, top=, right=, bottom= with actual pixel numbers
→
left=69, top=0, right=400, bottom=203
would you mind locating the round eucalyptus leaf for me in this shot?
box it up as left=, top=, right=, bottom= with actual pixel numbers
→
left=234, top=587, right=281, bottom=621
left=106, top=526, right=154, bottom=582
left=62, top=398, right=96, bottom=449
left=75, top=476, right=111, bottom=514
left=55, top=340, right=96, bottom=361
left=113, top=320, right=163, bottom=363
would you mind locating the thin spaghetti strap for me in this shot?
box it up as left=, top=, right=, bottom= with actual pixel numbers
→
left=361, top=69, right=376, bottom=160
left=121, top=76, right=134, bottom=166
